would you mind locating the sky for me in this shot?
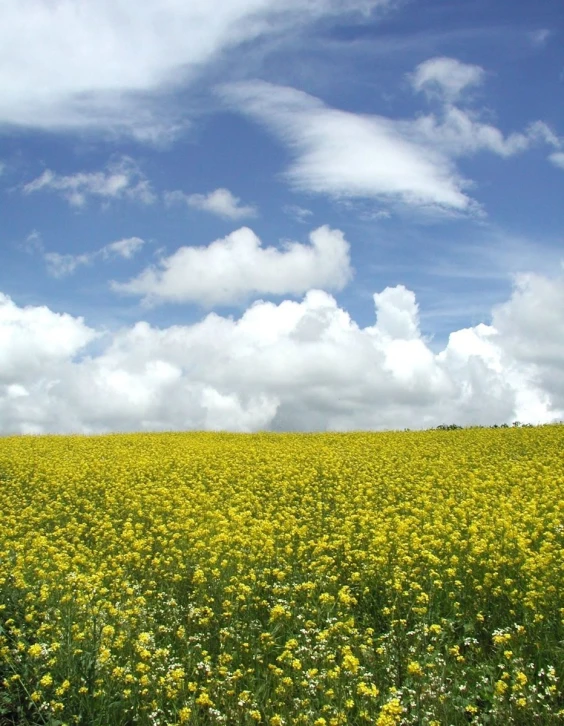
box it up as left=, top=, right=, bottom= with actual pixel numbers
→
left=1, top=0, right=563, bottom=435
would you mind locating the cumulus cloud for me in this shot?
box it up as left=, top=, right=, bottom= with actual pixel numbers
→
left=408, top=106, right=533, bottom=158
left=165, top=188, right=257, bottom=219
left=112, top=225, right=352, bottom=307
left=0, top=293, right=97, bottom=385
left=219, top=66, right=562, bottom=212
left=22, top=157, right=155, bottom=207
left=44, top=237, right=145, bottom=279
left=1, top=269, right=564, bottom=435
left=490, top=271, right=564, bottom=402
left=0, top=0, right=390, bottom=139
left=410, top=57, right=485, bottom=102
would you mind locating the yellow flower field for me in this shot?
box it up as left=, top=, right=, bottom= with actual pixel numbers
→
left=1, top=426, right=563, bottom=725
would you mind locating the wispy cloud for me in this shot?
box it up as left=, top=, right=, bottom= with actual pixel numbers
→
left=219, top=59, right=563, bottom=213
left=22, top=157, right=155, bottom=207
left=164, top=188, right=257, bottom=220
left=0, top=0, right=392, bottom=140
left=529, top=29, right=551, bottom=47
left=219, top=80, right=472, bottom=212
left=283, top=205, right=314, bottom=223
left=44, top=237, right=145, bottom=279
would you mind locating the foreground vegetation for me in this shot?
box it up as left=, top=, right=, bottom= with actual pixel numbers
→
left=0, top=426, right=563, bottom=725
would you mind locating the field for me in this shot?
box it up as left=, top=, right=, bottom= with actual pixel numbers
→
left=0, top=427, right=563, bottom=725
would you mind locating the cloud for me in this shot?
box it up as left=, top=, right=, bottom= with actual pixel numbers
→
left=549, top=152, right=564, bottom=170
left=0, top=293, right=97, bottom=385
left=219, top=65, right=562, bottom=212
left=44, top=237, right=145, bottom=279
left=491, top=271, right=564, bottom=402
left=283, top=205, right=314, bottom=222
left=410, top=57, right=485, bottom=102
left=0, top=0, right=390, bottom=139
left=44, top=252, right=94, bottom=279
left=112, top=225, right=353, bottom=307
left=529, top=29, right=551, bottom=47
left=22, top=157, right=155, bottom=207
left=219, top=80, right=472, bottom=211
left=165, top=188, right=257, bottom=219
left=408, top=106, right=533, bottom=158
left=101, top=237, right=146, bottom=260
left=2, top=267, right=564, bottom=434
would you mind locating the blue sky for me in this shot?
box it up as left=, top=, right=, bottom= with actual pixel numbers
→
left=1, top=0, right=563, bottom=434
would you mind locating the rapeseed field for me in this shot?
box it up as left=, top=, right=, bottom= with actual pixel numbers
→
left=0, top=426, right=563, bottom=725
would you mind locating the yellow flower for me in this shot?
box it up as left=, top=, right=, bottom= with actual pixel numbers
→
left=192, top=568, right=206, bottom=585
left=376, top=698, right=403, bottom=726
left=195, top=690, right=213, bottom=708
left=269, top=604, right=290, bottom=621
left=178, top=706, right=192, bottom=723
left=357, top=682, right=379, bottom=697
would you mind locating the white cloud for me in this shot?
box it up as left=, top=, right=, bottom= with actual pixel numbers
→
left=165, top=188, right=257, bottom=219
left=44, top=252, right=94, bottom=279
left=22, top=157, right=155, bottom=207
left=283, top=205, right=314, bottom=222
left=549, top=152, right=564, bottom=170
left=409, top=106, right=532, bottom=158
left=219, top=67, right=562, bottom=212
left=112, top=225, right=353, bottom=307
left=2, top=267, right=564, bottom=434
left=219, top=80, right=472, bottom=211
left=491, top=271, right=564, bottom=379
left=0, top=0, right=390, bottom=139
left=0, top=293, right=97, bottom=384
left=44, top=237, right=145, bottom=279
left=410, top=57, right=485, bottom=102
left=101, top=237, right=146, bottom=260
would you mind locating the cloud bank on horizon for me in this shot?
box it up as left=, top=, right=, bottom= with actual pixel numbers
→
left=1, top=270, right=563, bottom=434
left=0, top=0, right=563, bottom=434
